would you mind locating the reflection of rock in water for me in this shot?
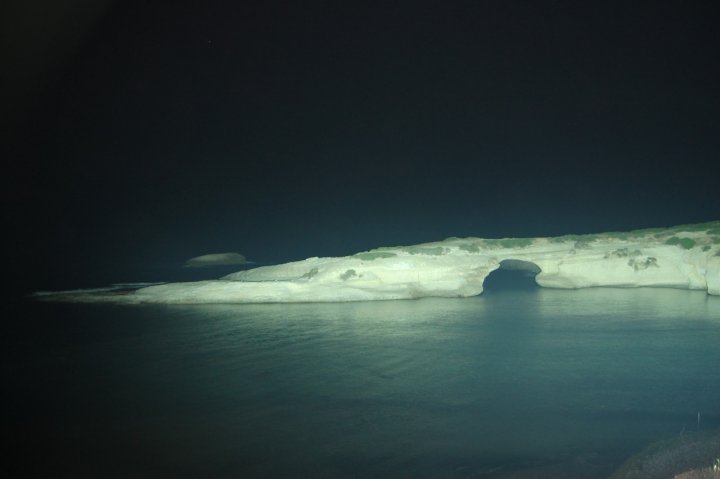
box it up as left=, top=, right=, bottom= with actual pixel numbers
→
left=609, top=430, right=720, bottom=479
left=474, top=431, right=720, bottom=479
left=674, top=467, right=720, bottom=479
left=477, top=451, right=617, bottom=479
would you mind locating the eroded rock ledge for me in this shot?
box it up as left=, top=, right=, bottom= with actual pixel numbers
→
left=43, top=221, right=720, bottom=303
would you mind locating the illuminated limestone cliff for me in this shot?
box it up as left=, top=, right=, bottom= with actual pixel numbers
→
left=44, top=221, right=720, bottom=303
left=135, top=221, right=720, bottom=302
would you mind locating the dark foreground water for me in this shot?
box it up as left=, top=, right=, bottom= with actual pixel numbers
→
left=5, top=287, right=720, bottom=478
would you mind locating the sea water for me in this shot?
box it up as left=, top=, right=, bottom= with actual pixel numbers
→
left=6, top=286, right=720, bottom=478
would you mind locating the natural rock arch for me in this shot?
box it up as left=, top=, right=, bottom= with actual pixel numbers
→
left=482, top=259, right=542, bottom=290
left=36, top=221, right=720, bottom=303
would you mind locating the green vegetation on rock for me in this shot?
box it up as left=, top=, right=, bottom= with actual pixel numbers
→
left=401, top=246, right=446, bottom=256
left=458, top=243, right=481, bottom=253
left=672, top=221, right=720, bottom=232
left=549, top=234, right=599, bottom=244
left=499, top=238, right=534, bottom=248
left=574, top=238, right=595, bottom=249
left=355, top=251, right=397, bottom=260
left=603, top=231, right=631, bottom=240
left=665, top=236, right=696, bottom=250
left=565, top=222, right=719, bottom=242
left=352, top=221, right=718, bottom=262
left=627, top=226, right=669, bottom=236
left=482, top=238, right=535, bottom=248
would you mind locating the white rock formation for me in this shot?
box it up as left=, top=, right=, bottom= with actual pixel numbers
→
left=124, top=221, right=719, bottom=303
left=184, top=252, right=248, bottom=267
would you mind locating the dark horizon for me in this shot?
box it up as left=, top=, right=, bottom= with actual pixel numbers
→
left=4, top=0, right=719, bottom=293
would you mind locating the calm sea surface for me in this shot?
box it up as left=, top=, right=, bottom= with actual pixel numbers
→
left=5, top=284, right=720, bottom=478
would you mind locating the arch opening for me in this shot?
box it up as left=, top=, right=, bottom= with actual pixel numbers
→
left=483, top=259, right=541, bottom=292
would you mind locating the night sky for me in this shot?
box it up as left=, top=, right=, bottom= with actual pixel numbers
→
left=4, top=0, right=719, bottom=293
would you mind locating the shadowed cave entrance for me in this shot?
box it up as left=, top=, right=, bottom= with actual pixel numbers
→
left=482, top=259, right=541, bottom=291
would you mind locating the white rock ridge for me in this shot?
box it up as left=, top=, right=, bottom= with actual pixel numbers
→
left=40, top=221, right=720, bottom=303
left=121, top=221, right=720, bottom=303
